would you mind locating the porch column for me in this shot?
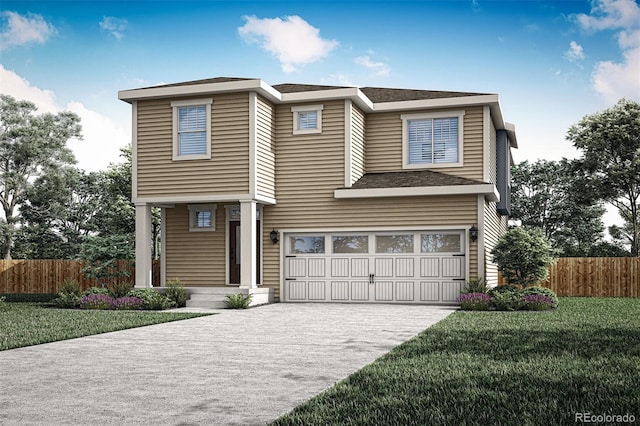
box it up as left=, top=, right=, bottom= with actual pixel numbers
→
left=135, top=203, right=153, bottom=288
left=239, top=200, right=258, bottom=289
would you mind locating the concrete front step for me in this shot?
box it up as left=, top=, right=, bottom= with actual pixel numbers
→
left=182, top=287, right=275, bottom=309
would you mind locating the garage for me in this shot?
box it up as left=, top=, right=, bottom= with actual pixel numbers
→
left=282, top=230, right=467, bottom=303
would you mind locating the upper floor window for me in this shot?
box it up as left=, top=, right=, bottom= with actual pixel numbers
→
left=292, top=104, right=323, bottom=135
left=401, top=111, right=465, bottom=169
left=171, top=98, right=212, bottom=160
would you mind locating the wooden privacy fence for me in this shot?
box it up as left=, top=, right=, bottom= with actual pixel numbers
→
left=0, top=260, right=161, bottom=294
left=500, top=257, right=639, bottom=297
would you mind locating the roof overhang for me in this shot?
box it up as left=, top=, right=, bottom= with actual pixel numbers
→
left=334, top=184, right=499, bottom=202
left=118, top=79, right=282, bottom=103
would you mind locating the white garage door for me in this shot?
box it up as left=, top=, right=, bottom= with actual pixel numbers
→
left=283, top=231, right=466, bottom=304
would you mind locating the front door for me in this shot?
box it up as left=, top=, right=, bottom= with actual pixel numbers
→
left=228, top=220, right=261, bottom=285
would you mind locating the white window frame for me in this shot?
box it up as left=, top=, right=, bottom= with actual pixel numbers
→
left=401, top=110, right=465, bottom=169
left=172, top=98, right=213, bottom=161
left=292, top=104, right=323, bottom=135
left=187, top=203, right=216, bottom=232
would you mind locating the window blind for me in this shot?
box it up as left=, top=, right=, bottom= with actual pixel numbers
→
left=408, top=117, right=458, bottom=164
left=298, top=111, right=318, bottom=130
left=178, top=106, right=207, bottom=155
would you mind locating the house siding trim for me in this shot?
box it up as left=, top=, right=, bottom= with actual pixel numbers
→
left=249, top=92, right=257, bottom=197
left=131, top=100, right=138, bottom=201
left=135, top=193, right=276, bottom=205
left=483, top=105, right=491, bottom=183
left=334, top=184, right=499, bottom=201
left=476, top=194, right=485, bottom=280
left=344, top=99, right=353, bottom=188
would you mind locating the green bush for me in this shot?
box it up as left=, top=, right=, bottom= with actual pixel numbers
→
left=108, top=281, right=134, bottom=299
left=522, top=286, right=559, bottom=307
left=59, top=279, right=82, bottom=296
left=54, top=279, right=83, bottom=308
left=225, top=293, right=253, bottom=309
left=165, top=279, right=187, bottom=308
left=491, top=227, right=557, bottom=287
left=488, top=284, right=522, bottom=297
left=82, top=287, right=110, bottom=297
left=0, top=295, right=5, bottom=310
left=461, top=277, right=488, bottom=294
left=127, top=288, right=173, bottom=310
left=491, top=291, right=525, bottom=311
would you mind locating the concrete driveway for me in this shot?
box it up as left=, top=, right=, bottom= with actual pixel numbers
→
left=0, top=303, right=456, bottom=425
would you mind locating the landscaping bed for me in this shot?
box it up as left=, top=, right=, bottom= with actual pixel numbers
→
left=272, top=297, right=640, bottom=425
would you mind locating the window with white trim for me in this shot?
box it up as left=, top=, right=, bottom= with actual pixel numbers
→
left=401, top=111, right=465, bottom=169
left=172, top=99, right=212, bottom=160
left=292, top=105, right=323, bottom=134
left=188, top=204, right=216, bottom=232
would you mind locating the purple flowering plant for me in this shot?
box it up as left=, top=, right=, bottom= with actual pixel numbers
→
left=458, top=292, right=492, bottom=311
left=112, top=297, right=145, bottom=310
left=79, top=294, right=114, bottom=310
left=523, top=294, right=556, bottom=311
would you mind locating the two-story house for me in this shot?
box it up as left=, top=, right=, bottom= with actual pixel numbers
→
left=118, top=77, right=516, bottom=306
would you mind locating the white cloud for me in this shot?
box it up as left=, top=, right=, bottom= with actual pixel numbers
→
left=573, top=0, right=640, bottom=102
left=565, top=41, right=585, bottom=61
left=355, top=55, right=391, bottom=76
left=0, top=65, right=129, bottom=172
left=319, top=73, right=354, bottom=86
left=574, top=0, right=640, bottom=31
left=238, top=15, right=338, bottom=72
left=99, top=16, right=128, bottom=40
left=0, top=11, right=57, bottom=50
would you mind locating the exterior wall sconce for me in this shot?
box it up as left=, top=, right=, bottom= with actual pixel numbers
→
left=270, top=229, right=279, bottom=244
left=469, top=225, right=478, bottom=242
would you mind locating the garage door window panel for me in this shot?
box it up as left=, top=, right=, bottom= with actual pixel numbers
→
left=375, top=235, right=414, bottom=253
left=421, top=233, right=462, bottom=253
left=290, top=236, right=325, bottom=254
left=332, top=235, right=369, bottom=254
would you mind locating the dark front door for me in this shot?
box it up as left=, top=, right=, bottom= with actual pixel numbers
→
left=228, top=220, right=261, bottom=285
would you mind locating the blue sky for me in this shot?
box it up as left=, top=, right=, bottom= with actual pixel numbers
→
left=1, top=0, right=639, bottom=174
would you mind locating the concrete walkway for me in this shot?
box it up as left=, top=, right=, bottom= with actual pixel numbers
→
left=0, top=303, right=456, bottom=425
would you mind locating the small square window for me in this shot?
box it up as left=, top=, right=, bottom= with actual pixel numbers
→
left=188, top=204, right=216, bottom=232
left=292, top=105, right=323, bottom=135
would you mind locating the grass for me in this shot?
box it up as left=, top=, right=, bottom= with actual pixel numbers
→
left=272, top=298, right=640, bottom=426
left=0, top=303, right=212, bottom=351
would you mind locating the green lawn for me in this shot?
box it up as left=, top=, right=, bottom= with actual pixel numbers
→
left=272, top=298, right=640, bottom=426
left=0, top=303, right=211, bottom=351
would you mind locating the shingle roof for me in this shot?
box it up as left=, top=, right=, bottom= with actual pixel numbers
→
left=132, top=78, right=491, bottom=103
left=359, top=87, right=489, bottom=103
left=346, top=170, right=487, bottom=190
left=139, top=77, right=256, bottom=89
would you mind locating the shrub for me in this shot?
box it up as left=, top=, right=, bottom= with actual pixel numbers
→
left=82, top=287, right=110, bottom=297
left=523, top=294, right=556, bottom=311
left=488, top=284, right=522, bottom=297
left=491, top=227, right=557, bottom=287
left=225, top=293, right=253, bottom=309
left=165, top=279, right=187, bottom=308
left=491, top=291, right=525, bottom=311
left=521, top=286, right=559, bottom=307
left=0, top=296, right=5, bottom=310
left=108, top=281, right=134, bottom=299
left=462, top=277, right=488, bottom=294
left=127, top=288, right=173, bottom=310
left=458, top=293, right=491, bottom=311
left=111, top=297, right=145, bottom=310
left=79, top=294, right=114, bottom=310
left=54, top=279, right=82, bottom=308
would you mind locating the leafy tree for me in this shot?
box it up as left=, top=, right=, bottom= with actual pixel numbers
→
left=0, top=94, right=81, bottom=259
left=510, top=159, right=606, bottom=256
left=567, top=99, right=640, bottom=256
left=491, top=227, right=558, bottom=287
left=80, top=234, right=134, bottom=286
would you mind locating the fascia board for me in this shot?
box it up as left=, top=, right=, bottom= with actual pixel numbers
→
left=505, top=122, right=518, bottom=148
left=371, top=94, right=499, bottom=112
left=118, top=79, right=282, bottom=102
left=334, top=184, right=500, bottom=202
left=281, top=88, right=374, bottom=111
